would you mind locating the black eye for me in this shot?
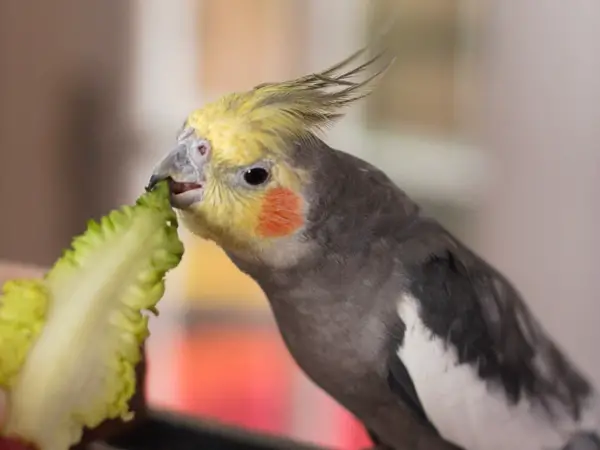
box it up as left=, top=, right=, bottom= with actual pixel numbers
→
left=243, top=167, right=270, bottom=186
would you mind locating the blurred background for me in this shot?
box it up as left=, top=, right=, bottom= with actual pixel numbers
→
left=1, top=0, right=600, bottom=448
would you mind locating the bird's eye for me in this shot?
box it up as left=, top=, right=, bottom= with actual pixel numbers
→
left=243, top=167, right=270, bottom=186
left=197, top=143, right=207, bottom=156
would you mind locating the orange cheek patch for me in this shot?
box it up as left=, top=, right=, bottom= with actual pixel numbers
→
left=257, top=187, right=304, bottom=238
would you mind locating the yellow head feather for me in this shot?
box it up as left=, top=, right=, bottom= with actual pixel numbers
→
left=185, top=41, right=394, bottom=167
left=176, top=26, right=396, bottom=251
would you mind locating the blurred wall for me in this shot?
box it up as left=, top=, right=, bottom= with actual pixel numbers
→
left=0, top=0, right=134, bottom=266
left=478, top=0, right=600, bottom=387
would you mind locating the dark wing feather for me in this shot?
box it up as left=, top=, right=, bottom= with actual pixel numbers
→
left=402, top=224, right=592, bottom=421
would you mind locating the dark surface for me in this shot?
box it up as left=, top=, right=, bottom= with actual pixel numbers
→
left=100, top=411, right=324, bottom=450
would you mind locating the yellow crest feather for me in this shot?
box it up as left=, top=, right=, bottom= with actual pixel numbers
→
left=248, top=47, right=394, bottom=134
left=186, top=22, right=396, bottom=163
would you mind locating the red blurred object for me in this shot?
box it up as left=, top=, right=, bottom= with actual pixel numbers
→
left=176, top=324, right=294, bottom=434
left=338, top=413, right=373, bottom=450
left=147, top=319, right=377, bottom=449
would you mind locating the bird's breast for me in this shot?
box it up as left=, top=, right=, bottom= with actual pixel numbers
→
left=267, top=293, right=389, bottom=408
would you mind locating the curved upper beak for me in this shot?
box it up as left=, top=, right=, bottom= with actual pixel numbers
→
left=146, top=143, right=205, bottom=209
left=146, top=144, right=186, bottom=191
left=146, top=174, right=166, bottom=193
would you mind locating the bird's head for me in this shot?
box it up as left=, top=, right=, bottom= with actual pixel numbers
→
left=148, top=45, right=392, bottom=263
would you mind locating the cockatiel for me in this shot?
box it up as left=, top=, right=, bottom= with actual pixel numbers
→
left=147, top=42, right=600, bottom=450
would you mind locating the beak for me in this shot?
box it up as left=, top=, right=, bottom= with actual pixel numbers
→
left=146, top=143, right=206, bottom=209
left=145, top=174, right=164, bottom=192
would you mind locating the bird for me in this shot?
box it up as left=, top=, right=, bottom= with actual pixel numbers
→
left=146, top=37, right=600, bottom=450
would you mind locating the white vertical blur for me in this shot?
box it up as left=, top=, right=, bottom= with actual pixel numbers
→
left=126, top=0, right=203, bottom=203
left=304, top=0, right=369, bottom=159
left=130, top=0, right=202, bottom=132
left=478, top=0, right=600, bottom=388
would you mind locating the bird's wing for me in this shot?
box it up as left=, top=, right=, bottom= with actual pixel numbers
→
left=403, top=237, right=591, bottom=417
left=386, top=224, right=598, bottom=448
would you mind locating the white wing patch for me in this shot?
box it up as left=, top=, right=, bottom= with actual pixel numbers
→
left=396, top=294, right=599, bottom=450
